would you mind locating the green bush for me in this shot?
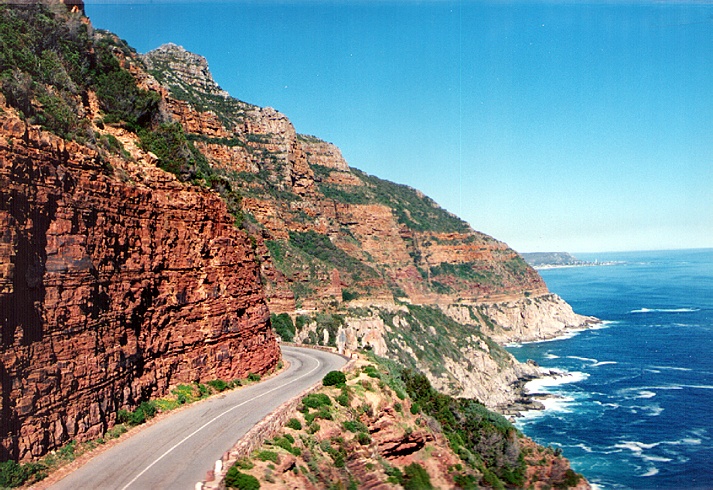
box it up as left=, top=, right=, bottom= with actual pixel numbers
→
left=234, top=458, right=254, bottom=470
left=402, top=463, right=434, bottom=490
left=271, top=313, right=295, bottom=342
left=207, top=379, right=228, bottom=392
left=138, top=122, right=210, bottom=181
left=322, top=370, right=346, bottom=387
left=401, top=369, right=525, bottom=487
left=0, top=460, right=47, bottom=488
left=342, top=420, right=368, bottom=433
left=247, top=373, right=261, bottom=382
left=363, top=365, right=381, bottom=379
left=256, top=450, right=279, bottom=463
left=302, top=393, right=331, bottom=409
left=336, top=392, right=350, bottom=407
left=357, top=432, right=371, bottom=445
left=224, top=466, right=260, bottom=490
left=558, top=469, right=582, bottom=488
left=116, top=401, right=157, bottom=426
left=286, top=418, right=302, bottom=430
left=106, top=424, right=127, bottom=439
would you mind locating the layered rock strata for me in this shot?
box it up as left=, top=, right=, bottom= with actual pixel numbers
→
left=0, top=112, right=279, bottom=461
left=140, top=43, right=595, bottom=409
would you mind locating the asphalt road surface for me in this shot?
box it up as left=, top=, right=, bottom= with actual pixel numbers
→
left=51, top=346, right=347, bottom=490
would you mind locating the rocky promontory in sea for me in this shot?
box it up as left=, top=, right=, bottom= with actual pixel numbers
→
left=522, top=251, right=622, bottom=269
left=1, top=2, right=592, bottom=487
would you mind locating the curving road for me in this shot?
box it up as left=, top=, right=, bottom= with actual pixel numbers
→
left=51, top=346, right=347, bottom=490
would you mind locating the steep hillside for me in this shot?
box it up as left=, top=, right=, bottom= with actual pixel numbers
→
left=141, top=43, right=595, bottom=407
left=221, top=357, right=589, bottom=490
left=0, top=2, right=279, bottom=462
left=145, top=42, right=549, bottom=311
left=0, top=0, right=595, bottom=467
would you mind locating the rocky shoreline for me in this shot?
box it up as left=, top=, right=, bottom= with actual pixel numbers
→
left=500, top=320, right=601, bottom=420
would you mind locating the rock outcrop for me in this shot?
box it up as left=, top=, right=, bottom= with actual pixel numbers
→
left=0, top=5, right=593, bottom=466
left=140, top=43, right=595, bottom=409
left=0, top=110, right=279, bottom=461
left=231, top=357, right=590, bottom=490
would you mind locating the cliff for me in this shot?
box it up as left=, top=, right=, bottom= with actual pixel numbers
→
left=0, top=1, right=593, bottom=467
left=140, top=43, right=593, bottom=409
left=0, top=4, right=279, bottom=462
left=226, top=356, right=590, bottom=490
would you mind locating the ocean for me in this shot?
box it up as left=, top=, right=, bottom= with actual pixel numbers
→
left=507, top=248, right=713, bottom=489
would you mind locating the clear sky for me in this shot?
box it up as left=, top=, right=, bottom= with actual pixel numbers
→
left=84, top=1, right=712, bottom=253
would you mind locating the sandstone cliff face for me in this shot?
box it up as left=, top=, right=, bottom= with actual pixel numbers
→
left=0, top=110, right=279, bottom=461
left=142, top=44, right=548, bottom=310
left=442, top=294, right=598, bottom=345
left=235, top=357, right=589, bottom=490
left=140, top=43, right=594, bottom=410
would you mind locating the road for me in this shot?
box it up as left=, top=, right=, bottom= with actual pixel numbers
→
left=51, top=346, right=347, bottom=490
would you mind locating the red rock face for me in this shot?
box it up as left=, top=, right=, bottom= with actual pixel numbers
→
left=0, top=115, right=280, bottom=461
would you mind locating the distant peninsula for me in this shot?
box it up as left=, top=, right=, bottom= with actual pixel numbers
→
left=521, top=252, right=619, bottom=269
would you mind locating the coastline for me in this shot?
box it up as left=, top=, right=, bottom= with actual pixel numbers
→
left=533, top=262, right=623, bottom=271
left=501, top=320, right=608, bottom=420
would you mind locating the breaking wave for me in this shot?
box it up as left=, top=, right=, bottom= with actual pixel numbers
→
left=630, top=307, right=700, bottom=314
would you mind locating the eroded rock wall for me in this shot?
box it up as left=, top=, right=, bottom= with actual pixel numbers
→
left=0, top=114, right=280, bottom=461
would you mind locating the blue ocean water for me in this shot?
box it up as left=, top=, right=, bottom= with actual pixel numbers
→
left=507, top=249, right=713, bottom=489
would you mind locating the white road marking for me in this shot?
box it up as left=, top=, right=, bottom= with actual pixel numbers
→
left=120, top=353, right=322, bottom=490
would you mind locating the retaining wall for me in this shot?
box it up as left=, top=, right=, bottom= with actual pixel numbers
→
left=201, top=345, right=357, bottom=489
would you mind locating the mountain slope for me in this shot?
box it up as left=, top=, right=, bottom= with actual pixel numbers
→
left=141, top=43, right=595, bottom=407
left=0, top=0, right=594, bottom=467
left=0, top=2, right=279, bottom=462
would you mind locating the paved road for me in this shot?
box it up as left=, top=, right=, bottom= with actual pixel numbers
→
left=51, top=346, right=347, bottom=490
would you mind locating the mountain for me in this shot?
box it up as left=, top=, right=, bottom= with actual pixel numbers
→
left=0, top=2, right=279, bottom=462
left=0, top=0, right=594, bottom=470
left=522, top=252, right=589, bottom=268
left=141, top=42, right=595, bottom=407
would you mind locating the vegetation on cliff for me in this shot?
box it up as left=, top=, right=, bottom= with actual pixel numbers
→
left=227, top=356, right=585, bottom=489
left=1, top=2, right=280, bottom=466
left=1, top=6, right=591, bottom=488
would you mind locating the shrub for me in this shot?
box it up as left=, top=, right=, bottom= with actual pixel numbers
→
left=336, top=392, right=349, bottom=407
left=234, top=458, right=254, bottom=470
left=0, top=460, right=47, bottom=487
left=363, top=365, right=381, bottom=379
left=256, top=450, right=279, bottom=463
left=342, top=420, right=368, bottom=433
left=117, top=401, right=157, bottom=426
left=207, top=379, right=228, bottom=392
left=322, top=370, right=346, bottom=387
left=224, top=466, right=260, bottom=490
left=402, top=463, right=434, bottom=490
left=357, top=432, right=371, bottom=445
left=286, top=418, right=302, bottom=430
left=138, top=122, right=209, bottom=181
left=558, top=469, right=582, bottom=488
left=247, top=373, right=261, bottom=382
left=106, top=424, right=127, bottom=439
left=271, top=313, right=295, bottom=342
left=302, top=393, right=331, bottom=409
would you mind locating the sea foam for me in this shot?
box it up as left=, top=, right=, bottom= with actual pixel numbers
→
left=630, top=307, right=700, bottom=314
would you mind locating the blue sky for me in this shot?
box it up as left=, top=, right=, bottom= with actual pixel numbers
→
left=84, top=1, right=712, bottom=253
